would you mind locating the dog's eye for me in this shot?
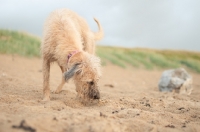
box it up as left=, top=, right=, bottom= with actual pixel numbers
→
left=88, top=81, right=94, bottom=85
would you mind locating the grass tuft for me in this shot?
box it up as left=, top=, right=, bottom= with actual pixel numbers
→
left=179, top=59, right=200, bottom=73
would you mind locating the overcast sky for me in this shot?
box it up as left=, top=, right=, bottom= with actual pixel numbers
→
left=0, top=0, right=200, bottom=51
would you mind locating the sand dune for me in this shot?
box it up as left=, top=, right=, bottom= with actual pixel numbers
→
left=0, top=55, right=200, bottom=132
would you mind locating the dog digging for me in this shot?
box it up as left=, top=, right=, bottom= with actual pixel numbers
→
left=41, top=8, right=103, bottom=104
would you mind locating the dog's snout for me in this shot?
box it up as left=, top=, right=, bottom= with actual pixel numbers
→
left=94, top=94, right=100, bottom=99
left=88, top=88, right=100, bottom=100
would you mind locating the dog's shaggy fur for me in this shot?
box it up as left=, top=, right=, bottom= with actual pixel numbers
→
left=41, top=9, right=103, bottom=102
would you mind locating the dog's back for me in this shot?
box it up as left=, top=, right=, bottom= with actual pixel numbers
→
left=41, top=8, right=103, bottom=62
left=42, top=9, right=84, bottom=58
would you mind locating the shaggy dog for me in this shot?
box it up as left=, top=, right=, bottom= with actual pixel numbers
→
left=41, top=9, right=103, bottom=102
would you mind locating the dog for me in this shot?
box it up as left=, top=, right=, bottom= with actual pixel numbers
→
left=41, top=9, right=103, bottom=103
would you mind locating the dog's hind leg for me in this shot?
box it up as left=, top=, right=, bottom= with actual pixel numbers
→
left=42, top=59, right=51, bottom=101
left=54, top=65, right=66, bottom=94
left=83, top=37, right=95, bottom=54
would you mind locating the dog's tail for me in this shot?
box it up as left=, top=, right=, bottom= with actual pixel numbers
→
left=93, top=18, right=104, bottom=41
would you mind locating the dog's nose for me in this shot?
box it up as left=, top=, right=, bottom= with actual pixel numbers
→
left=94, top=96, right=99, bottom=99
left=93, top=92, right=100, bottom=99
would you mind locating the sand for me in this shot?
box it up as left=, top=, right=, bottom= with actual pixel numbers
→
left=0, top=54, right=200, bottom=132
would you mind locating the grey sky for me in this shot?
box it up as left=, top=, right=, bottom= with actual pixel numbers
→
left=0, top=0, right=200, bottom=51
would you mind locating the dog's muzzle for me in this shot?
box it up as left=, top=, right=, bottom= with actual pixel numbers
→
left=89, top=88, right=100, bottom=100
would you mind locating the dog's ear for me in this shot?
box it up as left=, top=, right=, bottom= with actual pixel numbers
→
left=64, top=63, right=82, bottom=82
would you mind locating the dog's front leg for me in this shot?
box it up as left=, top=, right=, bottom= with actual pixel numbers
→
left=54, top=66, right=66, bottom=94
left=42, top=60, right=50, bottom=101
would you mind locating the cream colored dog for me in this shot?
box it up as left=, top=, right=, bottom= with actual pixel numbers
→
left=41, top=9, right=103, bottom=102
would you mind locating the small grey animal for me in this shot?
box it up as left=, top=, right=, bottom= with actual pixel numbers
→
left=158, top=68, right=193, bottom=95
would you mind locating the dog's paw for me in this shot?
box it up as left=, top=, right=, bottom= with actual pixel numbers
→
left=41, top=96, right=50, bottom=102
left=52, top=90, right=61, bottom=94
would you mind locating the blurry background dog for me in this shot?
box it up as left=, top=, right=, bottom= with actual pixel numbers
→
left=41, top=8, right=103, bottom=103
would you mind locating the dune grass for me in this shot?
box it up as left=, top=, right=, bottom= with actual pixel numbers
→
left=1, top=29, right=200, bottom=73
left=96, top=46, right=200, bottom=73
left=0, top=29, right=40, bottom=57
